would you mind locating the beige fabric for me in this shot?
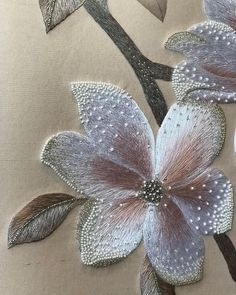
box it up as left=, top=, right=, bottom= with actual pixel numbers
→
left=0, top=0, right=235, bottom=294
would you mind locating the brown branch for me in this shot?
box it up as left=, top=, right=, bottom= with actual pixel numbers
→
left=83, top=0, right=173, bottom=126
left=147, top=59, right=173, bottom=80
left=214, top=234, right=236, bottom=281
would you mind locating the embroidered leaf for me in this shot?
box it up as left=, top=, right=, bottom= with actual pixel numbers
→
left=140, top=255, right=162, bottom=295
left=140, top=255, right=176, bottom=295
left=39, top=0, right=86, bottom=33
left=8, top=193, right=84, bottom=248
left=137, top=0, right=168, bottom=22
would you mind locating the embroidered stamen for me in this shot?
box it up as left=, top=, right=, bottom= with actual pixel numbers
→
left=140, top=180, right=165, bottom=204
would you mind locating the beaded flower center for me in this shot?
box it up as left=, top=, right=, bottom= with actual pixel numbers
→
left=140, top=180, right=165, bottom=204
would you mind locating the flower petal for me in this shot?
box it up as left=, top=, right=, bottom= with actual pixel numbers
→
left=190, top=90, right=236, bottom=104
left=155, top=102, right=225, bottom=186
left=203, top=0, right=236, bottom=30
left=71, top=82, right=155, bottom=179
left=165, top=31, right=207, bottom=56
left=189, top=21, right=236, bottom=81
left=173, top=61, right=236, bottom=103
left=41, top=131, right=144, bottom=198
left=167, top=21, right=236, bottom=72
left=143, top=200, right=204, bottom=285
left=189, top=21, right=236, bottom=65
left=171, top=22, right=236, bottom=103
left=77, top=198, right=145, bottom=266
left=171, top=168, right=234, bottom=235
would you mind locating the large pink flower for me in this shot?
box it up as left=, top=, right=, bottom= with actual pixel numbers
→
left=166, top=0, right=236, bottom=103
left=41, top=82, right=233, bottom=285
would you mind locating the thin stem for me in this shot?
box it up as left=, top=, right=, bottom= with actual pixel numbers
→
left=83, top=0, right=173, bottom=126
left=214, top=234, right=236, bottom=281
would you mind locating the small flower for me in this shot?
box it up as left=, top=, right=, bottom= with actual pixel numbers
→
left=165, top=0, right=236, bottom=103
left=41, top=82, right=234, bottom=285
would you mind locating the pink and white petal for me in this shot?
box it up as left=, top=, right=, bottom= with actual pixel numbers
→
left=155, top=102, right=225, bottom=186
left=170, top=21, right=236, bottom=103
left=166, top=22, right=235, bottom=61
left=172, top=60, right=236, bottom=102
left=168, top=22, right=236, bottom=73
left=203, top=0, right=236, bottom=30
left=189, top=21, right=234, bottom=43
left=190, top=89, right=236, bottom=104
left=77, top=197, right=145, bottom=266
left=71, top=82, right=155, bottom=180
left=165, top=31, right=207, bottom=56
left=41, top=131, right=143, bottom=198
left=171, top=168, right=234, bottom=235
left=143, top=200, right=204, bottom=285
left=189, top=21, right=236, bottom=74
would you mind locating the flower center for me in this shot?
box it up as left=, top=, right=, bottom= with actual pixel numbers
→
left=139, top=180, right=164, bottom=204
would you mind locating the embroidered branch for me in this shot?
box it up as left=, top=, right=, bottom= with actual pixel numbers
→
left=214, top=234, right=236, bottom=282
left=83, top=0, right=173, bottom=126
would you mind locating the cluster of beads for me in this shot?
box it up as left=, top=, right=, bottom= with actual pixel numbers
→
left=139, top=180, right=165, bottom=204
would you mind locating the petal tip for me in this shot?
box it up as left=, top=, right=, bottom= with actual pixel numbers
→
left=40, top=134, right=57, bottom=164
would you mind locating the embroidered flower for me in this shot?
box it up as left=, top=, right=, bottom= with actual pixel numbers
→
left=41, top=82, right=233, bottom=285
left=165, top=0, right=236, bottom=103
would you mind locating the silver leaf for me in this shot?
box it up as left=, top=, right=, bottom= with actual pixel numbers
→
left=8, top=193, right=84, bottom=248
left=39, top=0, right=86, bottom=33
left=137, top=0, right=168, bottom=22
